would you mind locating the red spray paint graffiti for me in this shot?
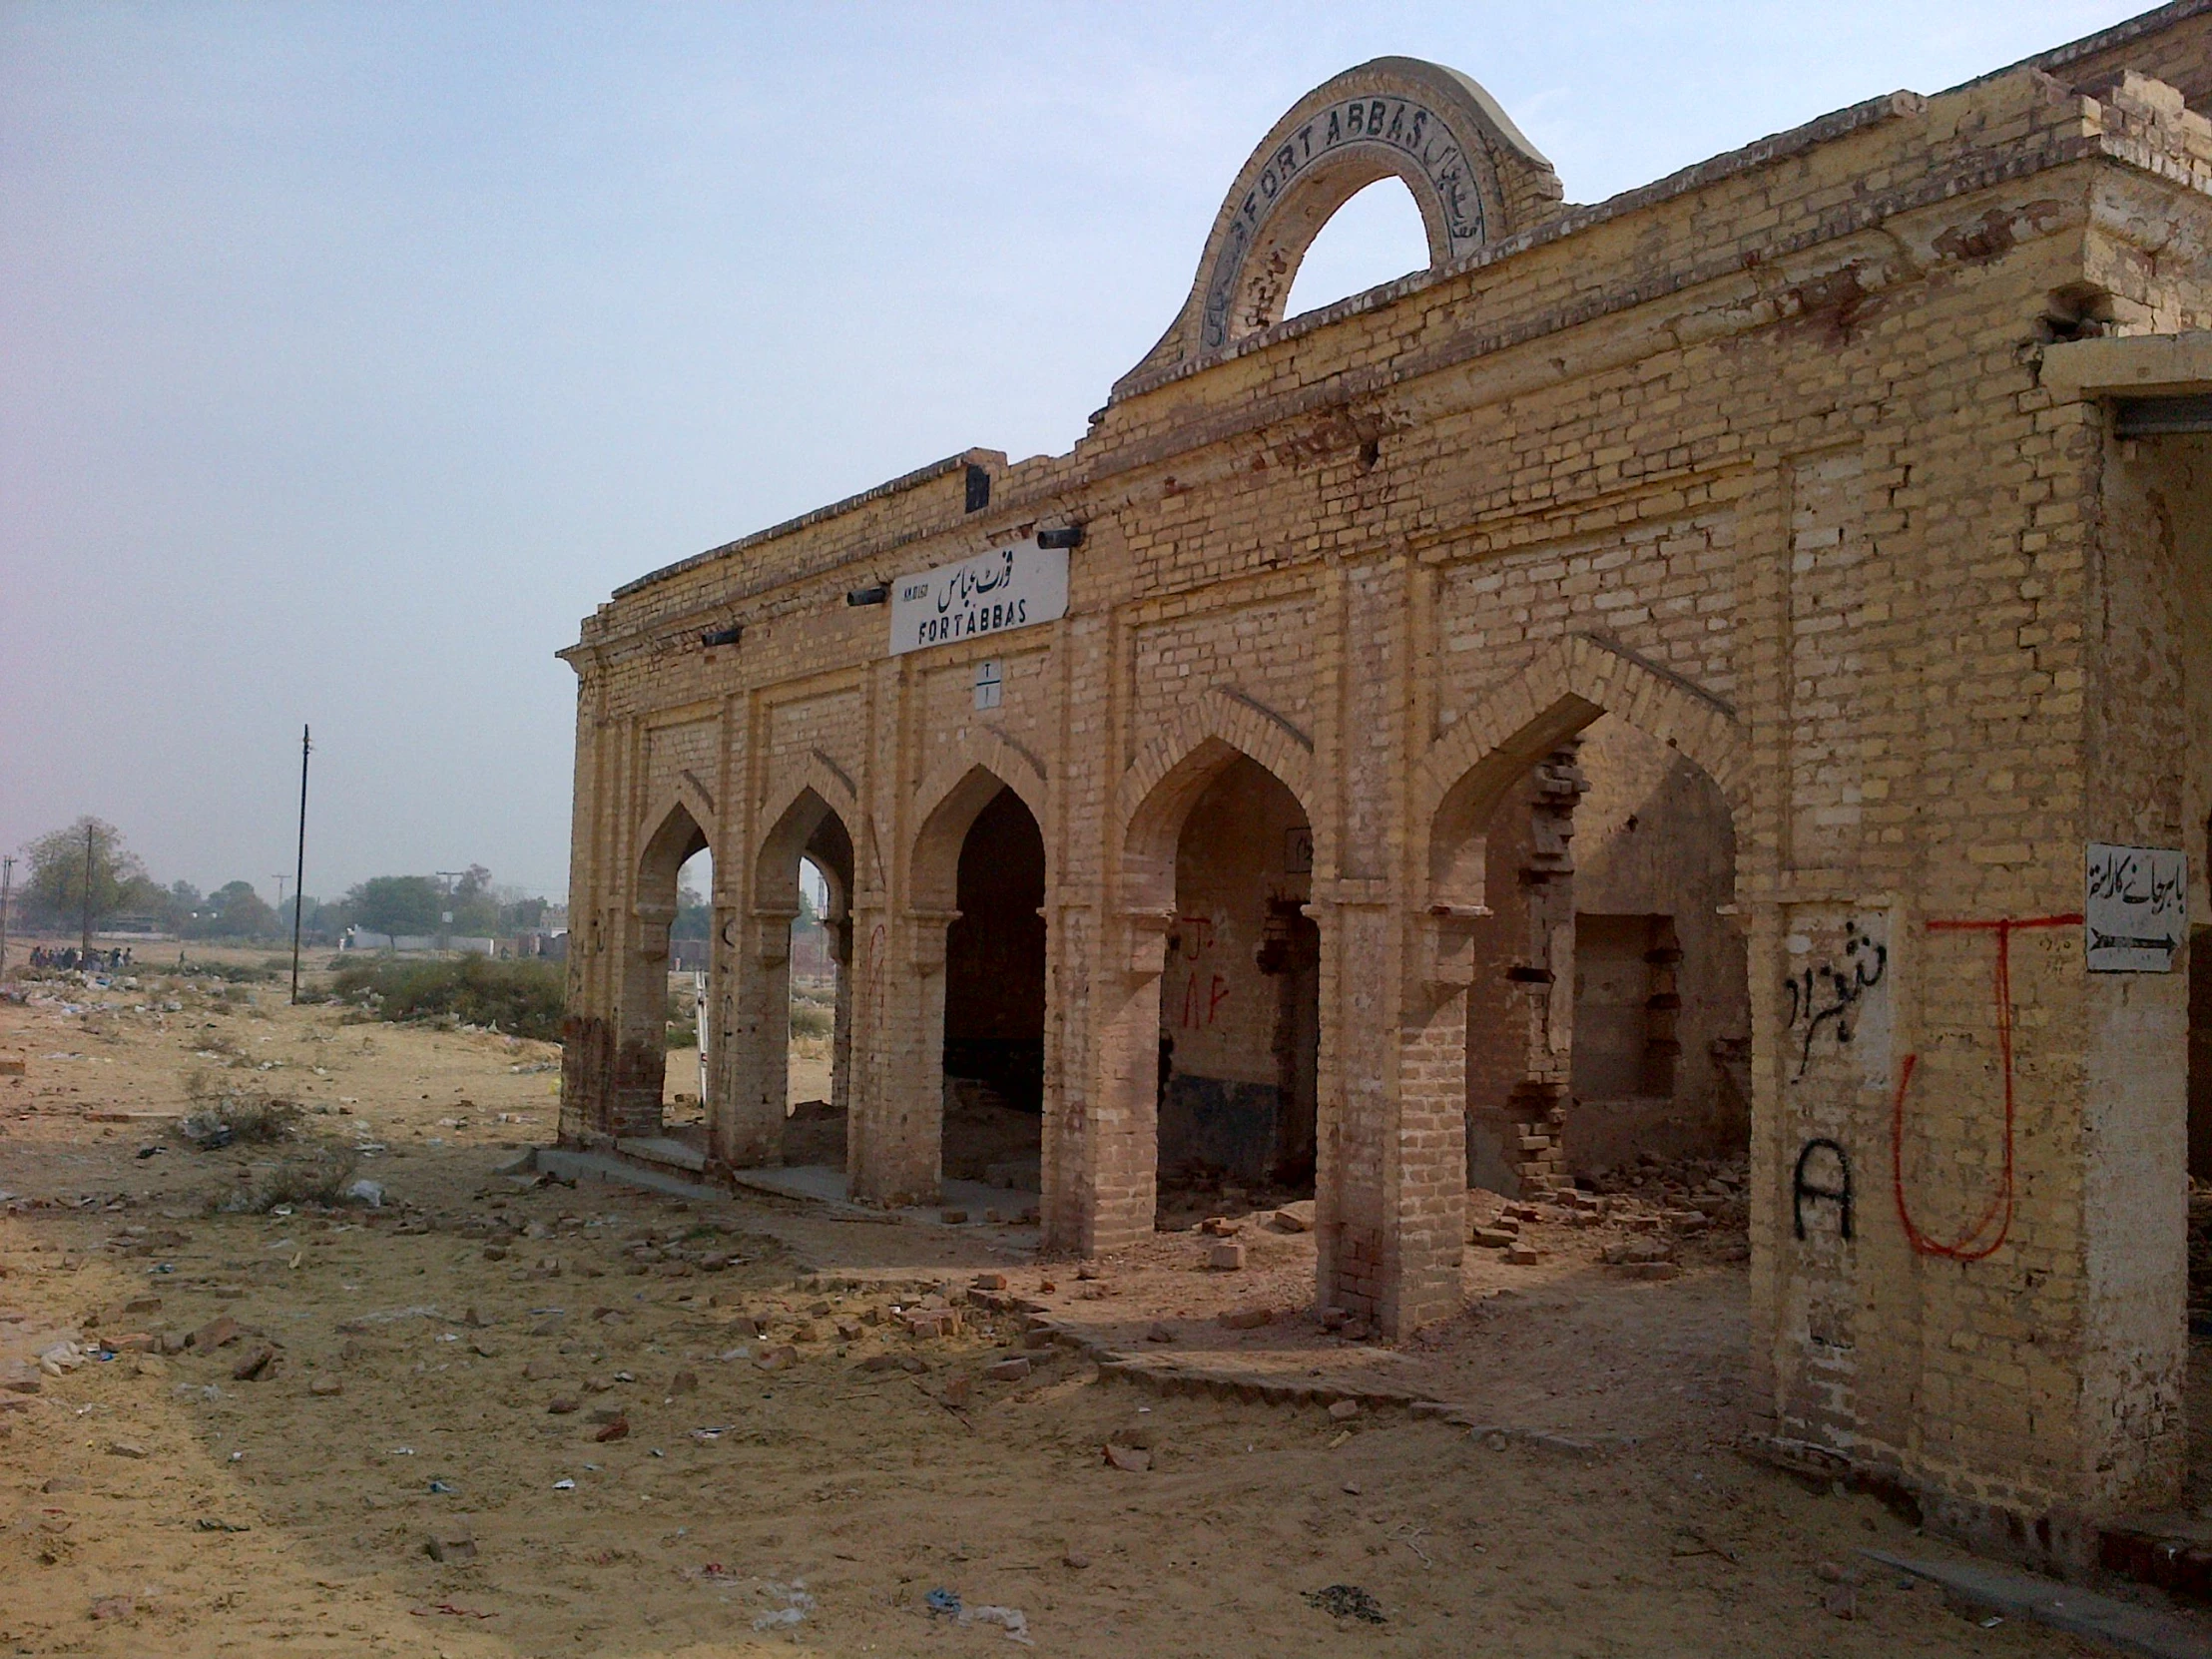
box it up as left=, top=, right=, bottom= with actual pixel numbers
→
left=1173, top=914, right=1228, bottom=1031
left=1891, top=912, right=2079, bottom=1261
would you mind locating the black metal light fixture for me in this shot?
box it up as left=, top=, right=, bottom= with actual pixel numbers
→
left=845, top=585, right=888, bottom=607
left=1036, top=525, right=1084, bottom=550
left=700, top=625, right=742, bottom=647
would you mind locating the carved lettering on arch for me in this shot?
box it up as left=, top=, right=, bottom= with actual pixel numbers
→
left=1118, top=57, right=1562, bottom=393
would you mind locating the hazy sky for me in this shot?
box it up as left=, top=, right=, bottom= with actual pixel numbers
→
left=1, top=1, right=2145, bottom=905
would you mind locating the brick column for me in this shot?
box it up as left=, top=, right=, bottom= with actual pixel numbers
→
left=610, top=897, right=672, bottom=1140
left=1076, top=906, right=1172, bottom=1255
left=828, top=913, right=853, bottom=1114
left=850, top=908, right=952, bottom=1206
left=715, top=906, right=793, bottom=1168
left=1506, top=743, right=1587, bottom=1194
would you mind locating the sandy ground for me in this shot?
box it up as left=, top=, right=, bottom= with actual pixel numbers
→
left=0, top=947, right=2174, bottom=1656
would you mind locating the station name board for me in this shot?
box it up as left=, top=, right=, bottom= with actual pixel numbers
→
left=888, top=538, right=1068, bottom=656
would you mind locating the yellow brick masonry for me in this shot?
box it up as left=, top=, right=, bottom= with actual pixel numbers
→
left=561, top=9, right=2212, bottom=1540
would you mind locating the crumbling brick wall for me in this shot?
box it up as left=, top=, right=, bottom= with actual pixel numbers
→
left=561, top=15, right=2212, bottom=1533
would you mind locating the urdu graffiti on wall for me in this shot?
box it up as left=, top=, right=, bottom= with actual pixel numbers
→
left=2083, top=842, right=2187, bottom=972
left=1783, top=917, right=1888, bottom=1082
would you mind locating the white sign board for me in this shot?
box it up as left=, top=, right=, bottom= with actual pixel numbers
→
left=2084, top=842, right=2187, bottom=972
left=889, top=538, right=1067, bottom=656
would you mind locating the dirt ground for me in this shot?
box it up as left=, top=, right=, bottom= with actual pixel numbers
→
left=0, top=946, right=2177, bottom=1656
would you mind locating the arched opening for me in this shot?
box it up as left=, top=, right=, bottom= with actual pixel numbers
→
left=616, top=802, right=708, bottom=1140
left=1281, top=175, right=1431, bottom=323
left=939, top=786, right=1046, bottom=1200
left=1157, top=754, right=1318, bottom=1226
left=659, top=842, right=714, bottom=1133
left=742, top=788, right=853, bottom=1173
left=1447, top=715, right=1748, bottom=1199
left=1420, top=700, right=1752, bottom=1424
left=788, top=855, right=837, bottom=1112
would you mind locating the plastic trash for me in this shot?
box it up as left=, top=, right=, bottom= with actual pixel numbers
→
left=924, top=1588, right=961, bottom=1617
left=344, top=1179, right=383, bottom=1208
left=752, top=1581, right=815, bottom=1630
left=552, top=1478, right=575, bottom=1490
left=962, top=1605, right=1032, bottom=1644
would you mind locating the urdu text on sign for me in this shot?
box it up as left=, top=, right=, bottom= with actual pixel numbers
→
left=888, top=539, right=1069, bottom=657
left=2084, top=842, right=2187, bottom=972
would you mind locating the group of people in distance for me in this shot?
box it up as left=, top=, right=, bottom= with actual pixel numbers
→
left=25, top=945, right=135, bottom=972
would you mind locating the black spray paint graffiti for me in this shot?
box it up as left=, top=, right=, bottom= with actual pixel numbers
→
left=1793, top=1138, right=1854, bottom=1242
left=1783, top=920, right=1887, bottom=1081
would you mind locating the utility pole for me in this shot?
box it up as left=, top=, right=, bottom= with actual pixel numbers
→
left=0, top=855, right=13, bottom=979
left=273, top=874, right=289, bottom=911
left=290, top=726, right=310, bottom=1005
left=80, top=823, right=94, bottom=961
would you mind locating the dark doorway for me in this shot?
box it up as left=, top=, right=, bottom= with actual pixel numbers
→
left=940, top=787, right=1045, bottom=1190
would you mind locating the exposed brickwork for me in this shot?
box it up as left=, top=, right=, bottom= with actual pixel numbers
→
left=561, top=24, right=2212, bottom=1535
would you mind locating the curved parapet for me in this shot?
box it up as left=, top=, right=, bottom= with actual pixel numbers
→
left=1116, top=57, right=1561, bottom=396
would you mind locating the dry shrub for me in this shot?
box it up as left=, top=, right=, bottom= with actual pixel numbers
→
left=210, top=1142, right=361, bottom=1215
left=179, top=1083, right=304, bottom=1148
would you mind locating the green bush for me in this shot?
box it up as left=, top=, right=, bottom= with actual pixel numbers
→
left=328, top=956, right=565, bottom=1041
left=789, top=1002, right=833, bottom=1039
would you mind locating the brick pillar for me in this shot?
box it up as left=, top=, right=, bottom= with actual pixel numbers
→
left=849, top=908, right=952, bottom=1206
left=715, top=906, right=793, bottom=1168
left=828, top=913, right=853, bottom=1115
left=1506, top=743, right=1587, bottom=1195
left=610, top=899, right=673, bottom=1140
left=1318, top=892, right=1470, bottom=1338
left=1075, top=907, right=1171, bottom=1254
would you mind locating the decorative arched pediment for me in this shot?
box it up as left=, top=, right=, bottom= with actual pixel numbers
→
left=1118, top=57, right=1560, bottom=393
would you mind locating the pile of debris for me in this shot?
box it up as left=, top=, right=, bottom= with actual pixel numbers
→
left=1584, top=1153, right=1749, bottom=1231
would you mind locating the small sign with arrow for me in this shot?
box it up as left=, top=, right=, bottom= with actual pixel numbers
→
left=2084, top=842, right=2187, bottom=973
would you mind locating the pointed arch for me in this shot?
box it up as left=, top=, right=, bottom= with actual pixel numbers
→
left=637, top=799, right=710, bottom=910
left=913, top=729, right=1047, bottom=846
left=1119, top=698, right=1322, bottom=915
left=753, top=785, right=854, bottom=915
left=1414, top=632, right=1745, bottom=903
left=909, top=763, right=1037, bottom=915
left=756, top=751, right=861, bottom=911
left=759, top=751, right=859, bottom=858
left=1120, top=685, right=1315, bottom=861
left=638, top=782, right=715, bottom=892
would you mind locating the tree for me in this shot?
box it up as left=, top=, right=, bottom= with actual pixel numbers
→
left=499, top=892, right=549, bottom=931
left=447, top=864, right=499, bottom=936
left=195, top=880, right=279, bottom=939
left=19, top=819, right=146, bottom=943
left=346, top=875, right=443, bottom=939
left=672, top=880, right=711, bottom=941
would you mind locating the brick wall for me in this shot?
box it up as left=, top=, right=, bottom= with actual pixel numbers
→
left=560, top=27, right=2212, bottom=1528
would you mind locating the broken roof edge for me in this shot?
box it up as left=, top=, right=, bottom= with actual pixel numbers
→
left=1942, top=0, right=2212, bottom=96
left=607, top=446, right=1008, bottom=602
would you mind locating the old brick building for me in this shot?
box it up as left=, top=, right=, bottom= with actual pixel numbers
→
left=563, top=7, right=2212, bottom=1538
